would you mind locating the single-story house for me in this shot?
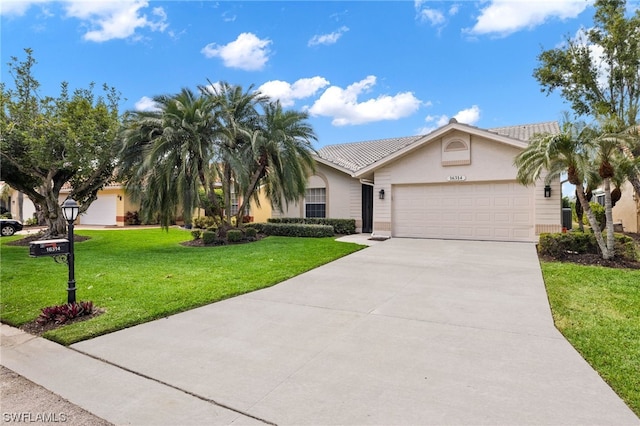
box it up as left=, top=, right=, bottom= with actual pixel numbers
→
left=0, top=182, right=136, bottom=227
left=274, top=119, right=563, bottom=242
left=3, top=120, right=565, bottom=238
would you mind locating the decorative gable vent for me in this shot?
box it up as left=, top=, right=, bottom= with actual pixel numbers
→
left=442, top=133, right=471, bottom=166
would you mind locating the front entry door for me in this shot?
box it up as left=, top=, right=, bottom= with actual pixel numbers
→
left=362, top=184, right=373, bottom=233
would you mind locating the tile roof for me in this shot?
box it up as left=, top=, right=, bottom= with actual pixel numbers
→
left=317, top=135, right=422, bottom=173
left=488, top=121, right=560, bottom=141
left=316, top=121, right=559, bottom=173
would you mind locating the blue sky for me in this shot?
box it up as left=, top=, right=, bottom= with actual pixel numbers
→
left=0, top=0, right=618, bottom=149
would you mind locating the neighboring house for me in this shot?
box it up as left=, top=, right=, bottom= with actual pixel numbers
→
left=608, top=181, right=640, bottom=233
left=58, top=183, right=136, bottom=227
left=273, top=119, right=563, bottom=243
left=0, top=182, right=37, bottom=222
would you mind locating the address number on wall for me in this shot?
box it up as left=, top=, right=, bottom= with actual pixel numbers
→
left=447, top=175, right=466, bottom=181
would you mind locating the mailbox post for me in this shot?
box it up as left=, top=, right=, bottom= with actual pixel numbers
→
left=61, top=199, right=80, bottom=304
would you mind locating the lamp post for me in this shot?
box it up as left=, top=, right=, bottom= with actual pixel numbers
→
left=61, top=198, right=80, bottom=304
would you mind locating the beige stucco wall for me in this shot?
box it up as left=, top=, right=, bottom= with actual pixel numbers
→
left=613, top=181, right=639, bottom=233
left=272, top=163, right=360, bottom=225
left=533, top=170, right=562, bottom=234
left=59, top=186, right=131, bottom=226
left=371, top=133, right=561, bottom=237
left=250, top=186, right=273, bottom=223
left=6, top=187, right=37, bottom=223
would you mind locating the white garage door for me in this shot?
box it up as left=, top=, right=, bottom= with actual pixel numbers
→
left=80, top=195, right=117, bottom=226
left=392, top=182, right=534, bottom=242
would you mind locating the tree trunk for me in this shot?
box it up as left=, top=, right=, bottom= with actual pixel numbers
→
left=236, top=156, right=267, bottom=227
left=39, top=176, right=67, bottom=238
left=575, top=184, right=614, bottom=260
left=603, top=177, right=616, bottom=255
left=575, top=190, right=585, bottom=232
left=17, top=191, right=24, bottom=222
left=629, top=173, right=640, bottom=201
left=42, top=191, right=66, bottom=238
left=223, top=163, right=232, bottom=226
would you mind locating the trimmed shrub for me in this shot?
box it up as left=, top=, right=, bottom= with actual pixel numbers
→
left=227, top=229, right=243, bottom=243
left=538, top=232, right=639, bottom=261
left=202, top=231, right=218, bottom=245
left=616, top=235, right=640, bottom=261
left=263, top=222, right=334, bottom=238
left=193, top=216, right=217, bottom=229
left=245, top=222, right=265, bottom=233
left=1, top=212, right=12, bottom=219
left=191, top=230, right=201, bottom=240
left=244, top=227, right=257, bottom=238
left=267, top=218, right=356, bottom=234
left=124, top=211, right=141, bottom=225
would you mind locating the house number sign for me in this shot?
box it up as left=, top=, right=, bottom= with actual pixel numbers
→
left=447, top=175, right=466, bottom=182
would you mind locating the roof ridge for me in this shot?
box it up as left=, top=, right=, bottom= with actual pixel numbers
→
left=316, top=121, right=560, bottom=174
left=488, top=120, right=559, bottom=130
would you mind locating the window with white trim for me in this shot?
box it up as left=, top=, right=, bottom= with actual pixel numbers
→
left=230, top=192, right=239, bottom=216
left=305, top=188, right=326, bottom=218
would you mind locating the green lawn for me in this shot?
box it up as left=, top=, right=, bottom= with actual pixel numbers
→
left=541, top=261, right=640, bottom=416
left=0, top=229, right=363, bottom=345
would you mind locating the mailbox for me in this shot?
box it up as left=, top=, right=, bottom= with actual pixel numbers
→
left=29, top=239, right=70, bottom=257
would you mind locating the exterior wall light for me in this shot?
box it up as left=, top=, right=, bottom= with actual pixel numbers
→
left=378, top=189, right=385, bottom=200
left=544, top=185, right=552, bottom=198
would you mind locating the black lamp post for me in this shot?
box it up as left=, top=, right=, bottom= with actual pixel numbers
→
left=61, top=198, right=80, bottom=304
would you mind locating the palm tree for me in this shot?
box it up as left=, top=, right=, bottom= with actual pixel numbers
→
left=235, top=101, right=317, bottom=224
left=119, top=88, right=218, bottom=228
left=514, top=120, right=615, bottom=259
left=615, top=124, right=640, bottom=199
left=201, top=81, right=268, bottom=227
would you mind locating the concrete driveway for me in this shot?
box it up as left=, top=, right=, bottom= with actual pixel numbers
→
left=2, top=238, right=638, bottom=425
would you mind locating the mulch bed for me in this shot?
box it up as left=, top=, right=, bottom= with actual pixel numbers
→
left=6, top=232, right=91, bottom=246
left=538, top=232, right=640, bottom=270
left=180, top=233, right=266, bottom=247
left=19, top=308, right=105, bottom=336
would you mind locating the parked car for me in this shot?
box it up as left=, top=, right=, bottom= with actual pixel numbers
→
left=0, top=219, right=23, bottom=236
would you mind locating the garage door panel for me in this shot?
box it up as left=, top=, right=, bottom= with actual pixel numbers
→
left=514, top=213, right=531, bottom=223
left=81, top=195, right=117, bottom=226
left=392, top=182, right=534, bottom=242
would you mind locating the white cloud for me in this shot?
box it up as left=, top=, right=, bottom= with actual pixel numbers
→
left=453, top=105, right=481, bottom=124
left=415, top=0, right=460, bottom=26
left=258, top=77, right=330, bottom=107
left=222, top=11, right=236, bottom=22
left=308, top=76, right=422, bottom=126
left=63, top=0, right=168, bottom=42
left=572, top=27, right=609, bottom=92
left=417, top=8, right=445, bottom=26
left=0, top=0, right=168, bottom=41
left=467, top=0, right=590, bottom=37
left=0, top=0, right=49, bottom=16
left=201, top=32, right=271, bottom=71
left=134, top=96, right=159, bottom=112
left=308, top=26, right=349, bottom=46
left=418, top=105, right=481, bottom=134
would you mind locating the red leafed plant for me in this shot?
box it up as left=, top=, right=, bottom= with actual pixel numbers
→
left=36, top=301, right=94, bottom=325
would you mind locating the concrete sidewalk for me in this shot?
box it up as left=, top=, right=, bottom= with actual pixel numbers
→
left=2, top=238, right=638, bottom=425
